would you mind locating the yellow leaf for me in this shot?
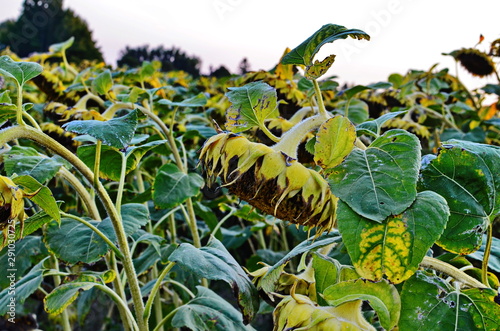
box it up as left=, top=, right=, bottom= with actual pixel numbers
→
left=478, top=102, right=497, bottom=121
left=314, top=116, right=356, bottom=169
left=355, top=215, right=414, bottom=283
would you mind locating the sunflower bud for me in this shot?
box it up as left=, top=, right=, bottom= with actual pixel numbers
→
left=199, top=132, right=337, bottom=233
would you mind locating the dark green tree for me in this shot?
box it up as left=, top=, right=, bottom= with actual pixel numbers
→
left=238, top=57, right=250, bottom=74
left=117, top=45, right=201, bottom=77
left=209, top=65, right=231, bottom=78
left=0, top=0, right=103, bottom=62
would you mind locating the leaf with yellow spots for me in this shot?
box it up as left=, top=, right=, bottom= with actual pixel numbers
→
left=337, top=191, right=449, bottom=284
left=225, top=81, right=279, bottom=134
left=305, top=54, right=336, bottom=79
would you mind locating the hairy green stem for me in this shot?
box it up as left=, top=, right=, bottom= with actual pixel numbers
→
left=74, top=92, right=105, bottom=109
left=312, top=79, right=328, bottom=118
left=16, top=83, right=25, bottom=126
left=152, top=307, right=180, bottom=331
left=50, top=255, right=72, bottom=331
left=482, top=219, right=495, bottom=287
left=143, top=262, right=176, bottom=324
left=114, top=103, right=202, bottom=250
left=272, top=113, right=330, bottom=158
left=164, top=279, right=195, bottom=299
left=211, top=207, right=236, bottom=237
left=95, top=284, right=139, bottom=331
left=135, top=168, right=165, bottom=331
left=424, top=106, right=460, bottom=130
left=94, top=140, right=102, bottom=191
left=23, top=111, right=41, bottom=130
left=58, top=167, right=100, bottom=220
left=289, top=106, right=318, bottom=125
left=58, top=168, right=129, bottom=328
left=259, top=123, right=281, bottom=143
left=420, top=256, right=485, bottom=288
left=61, top=50, right=79, bottom=78
left=0, top=125, right=148, bottom=331
left=168, top=213, right=177, bottom=243
left=115, top=153, right=128, bottom=216
left=107, top=251, right=131, bottom=331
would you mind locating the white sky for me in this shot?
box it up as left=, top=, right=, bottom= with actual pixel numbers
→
left=1, top=0, right=499, bottom=90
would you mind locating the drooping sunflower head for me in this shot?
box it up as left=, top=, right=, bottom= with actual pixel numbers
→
left=273, top=293, right=376, bottom=331
left=199, top=132, right=337, bottom=234
left=451, top=48, right=496, bottom=77
left=0, top=176, right=26, bottom=239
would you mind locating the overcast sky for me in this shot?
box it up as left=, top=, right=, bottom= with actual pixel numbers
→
left=1, top=0, right=499, bottom=90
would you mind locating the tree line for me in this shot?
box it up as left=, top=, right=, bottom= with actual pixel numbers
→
left=0, top=0, right=250, bottom=77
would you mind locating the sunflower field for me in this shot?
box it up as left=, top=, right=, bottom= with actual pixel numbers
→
left=0, top=24, right=499, bottom=331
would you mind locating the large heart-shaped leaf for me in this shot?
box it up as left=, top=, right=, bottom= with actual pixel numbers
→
left=400, top=271, right=500, bottom=330
left=281, top=24, right=369, bottom=66
left=328, top=129, right=421, bottom=222
left=4, top=148, right=63, bottom=183
left=63, top=109, right=139, bottom=148
left=444, top=140, right=500, bottom=216
left=419, top=140, right=500, bottom=254
left=337, top=191, right=449, bottom=283
left=92, top=69, right=113, bottom=95
left=323, top=279, right=401, bottom=331
left=77, top=140, right=165, bottom=181
left=169, top=236, right=259, bottom=323
left=44, top=217, right=115, bottom=264
left=225, top=81, right=278, bottom=133
left=172, top=286, right=254, bottom=330
left=103, top=203, right=149, bottom=238
left=0, top=55, right=43, bottom=87
left=153, top=163, right=204, bottom=209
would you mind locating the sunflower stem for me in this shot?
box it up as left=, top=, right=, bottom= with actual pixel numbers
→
left=16, top=82, right=25, bottom=126
left=312, top=79, right=328, bottom=118
left=271, top=113, right=330, bottom=158
left=481, top=218, right=495, bottom=287
left=0, top=125, right=148, bottom=331
left=50, top=254, right=72, bottom=331
left=420, top=256, right=485, bottom=288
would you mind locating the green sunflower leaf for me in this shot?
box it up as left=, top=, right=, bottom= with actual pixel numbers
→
left=281, top=24, right=369, bottom=66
